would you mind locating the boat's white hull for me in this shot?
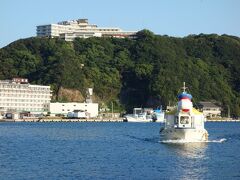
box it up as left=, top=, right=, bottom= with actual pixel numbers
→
left=154, top=113, right=165, bottom=122
left=124, top=116, right=151, bottom=122
left=155, top=117, right=165, bottom=123
left=124, top=116, right=150, bottom=122
left=160, top=128, right=208, bottom=142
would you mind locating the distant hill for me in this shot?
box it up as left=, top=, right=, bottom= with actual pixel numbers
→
left=1, top=30, right=240, bottom=116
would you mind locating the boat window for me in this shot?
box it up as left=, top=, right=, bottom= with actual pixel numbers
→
left=180, top=116, right=189, bottom=124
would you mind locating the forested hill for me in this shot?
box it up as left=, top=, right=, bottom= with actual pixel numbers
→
left=1, top=30, right=240, bottom=116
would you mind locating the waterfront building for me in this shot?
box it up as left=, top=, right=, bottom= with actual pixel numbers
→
left=37, top=19, right=137, bottom=41
left=0, top=78, right=51, bottom=115
left=197, top=101, right=221, bottom=118
left=49, top=102, right=98, bottom=118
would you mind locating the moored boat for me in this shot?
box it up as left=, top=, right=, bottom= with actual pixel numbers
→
left=160, top=82, right=208, bottom=142
left=152, top=108, right=165, bottom=122
left=123, top=107, right=164, bottom=122
left=123, top=113, right=150, bottom=122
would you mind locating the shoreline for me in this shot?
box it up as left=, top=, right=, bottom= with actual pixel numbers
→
left=1, top=119, right=240, bottom=123
left=206, top=119, right=240, bottom=122
left=0, top=118, right=124, bottom=122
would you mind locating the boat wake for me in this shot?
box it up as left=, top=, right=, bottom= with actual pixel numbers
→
left=160, top=138, right=226, bottom=144
left=206, top=138, right=227, bottom=143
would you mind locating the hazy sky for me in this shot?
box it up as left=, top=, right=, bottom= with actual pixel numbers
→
left=1, top=0, right=240, bottom=48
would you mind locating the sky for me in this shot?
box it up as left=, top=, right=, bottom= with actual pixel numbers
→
left=1, top=0, right=240, bottom=48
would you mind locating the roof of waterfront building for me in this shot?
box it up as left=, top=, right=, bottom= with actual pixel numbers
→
left=197, top=101, right=220, bottom=108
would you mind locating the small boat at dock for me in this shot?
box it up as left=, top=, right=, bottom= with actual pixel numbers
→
left=152, top=108, right=165, bottom=122
left=123, top=107, right=165, bottom=122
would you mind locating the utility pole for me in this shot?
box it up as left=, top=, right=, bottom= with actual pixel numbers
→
left=227, top=105, right=230, bottom=118
left=111, top=102, right=113, bottom=119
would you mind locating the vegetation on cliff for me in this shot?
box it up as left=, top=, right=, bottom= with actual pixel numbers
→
left=1, top=30, right=240, bottom=116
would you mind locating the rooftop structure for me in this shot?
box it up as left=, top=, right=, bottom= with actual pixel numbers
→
left=37, top=19, right=137, bottom=41
left=0, top=78, right=51, bottom=114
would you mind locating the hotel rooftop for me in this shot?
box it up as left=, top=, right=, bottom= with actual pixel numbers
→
left=37, top=19, right=137, bottom=41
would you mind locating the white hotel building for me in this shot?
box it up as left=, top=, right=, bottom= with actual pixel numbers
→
left=0, top=78, right=51, bottom=114
left=37, top=19, right=137, bottom=41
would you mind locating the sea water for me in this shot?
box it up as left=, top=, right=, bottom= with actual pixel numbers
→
left=0, top=122, right=239, bottom=179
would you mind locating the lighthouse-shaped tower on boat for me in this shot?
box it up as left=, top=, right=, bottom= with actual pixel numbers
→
left=160, top=82, right=208, bottom=141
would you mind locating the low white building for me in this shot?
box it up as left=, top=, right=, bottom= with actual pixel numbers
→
left=197, top=101, right=221, bottom=118
left=50, top=102, right=98, bottom=118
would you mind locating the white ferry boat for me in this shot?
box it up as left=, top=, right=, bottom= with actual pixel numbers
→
left=160, top=83, right=208, bottom=142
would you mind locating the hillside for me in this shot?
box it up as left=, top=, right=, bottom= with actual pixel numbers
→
left=1, top=30, right=240, bottom=116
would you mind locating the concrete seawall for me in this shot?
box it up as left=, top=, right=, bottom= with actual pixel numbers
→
left=207, top=119, right=240, bottom=122
left=1, top=118, right=124, bottom=122
left=2, top=118, right=240, bottom=123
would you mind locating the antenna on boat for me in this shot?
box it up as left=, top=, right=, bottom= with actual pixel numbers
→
left=182, top=82, right=187, bottom=93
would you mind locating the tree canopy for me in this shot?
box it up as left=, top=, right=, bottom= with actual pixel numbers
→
left=1, top=30, right=240, bottom=116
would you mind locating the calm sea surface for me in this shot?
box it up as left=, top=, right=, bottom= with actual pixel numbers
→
left=0, top=122, right=240, bottom=180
